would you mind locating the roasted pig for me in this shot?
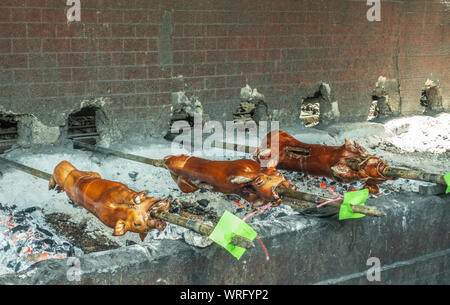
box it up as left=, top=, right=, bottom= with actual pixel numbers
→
left=164, top=155, right=296, bottom=207
left=49, top=160, right=169, bottom=241
left=255, top=130, right=394, bottom=193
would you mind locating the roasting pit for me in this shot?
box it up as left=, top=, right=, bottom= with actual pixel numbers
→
left=0, top=115, right=19, bottom=154
left=0, top=114, right=449, bottom=284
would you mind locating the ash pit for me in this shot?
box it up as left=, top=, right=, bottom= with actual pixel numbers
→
left=0, top=115, right=19, bottom=153
left=65, top=106, right=100, bottom=145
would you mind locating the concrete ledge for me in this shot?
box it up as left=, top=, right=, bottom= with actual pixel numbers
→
left=0, top=192, right=448, bottom=284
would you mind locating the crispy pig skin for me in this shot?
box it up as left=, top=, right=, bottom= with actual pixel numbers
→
left=256, top=130, right=394, bottom=194
left=49, top=160, right=169, bottom=241
left=164, top=155, right=296, bottom=207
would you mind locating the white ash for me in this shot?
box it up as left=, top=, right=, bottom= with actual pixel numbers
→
left=384, top=113, right=450, bottom=154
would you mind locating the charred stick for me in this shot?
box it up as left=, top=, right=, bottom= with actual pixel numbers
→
left=0, top=157, right=253, bottom=249
left=150, top=210, right=254, bottom=248
left=276, top=186, right=386, bottom=217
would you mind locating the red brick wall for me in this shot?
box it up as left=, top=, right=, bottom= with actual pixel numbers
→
left=0, top=0, right=449, bottom=131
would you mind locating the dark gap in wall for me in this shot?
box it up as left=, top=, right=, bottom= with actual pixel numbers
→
left=0, top=114, right=19, bottom=153
left=368, top=82, right=392, bottom=121
left=299, top=90, right=321, bottom=128
left=66, top=107, right=99, bottom=144
left=420, top=82, right=443, bottom=114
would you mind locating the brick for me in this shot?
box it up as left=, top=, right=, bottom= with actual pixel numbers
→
left=0, top=8, right=11, bottom=22
left=123, top=10, right=148, bottom=24
left=0, top=70, right=13, bottom=84
left=27, top=24, right=55, bottom=37
left=206, top=50, right=227, bottom=63
left=147, top=66, right=171, bottom=79
left=71, top=38, right=99, bottom=52
left=195, top=38, right=216, bottom=50
left=56, top=23, right=84, bottom=37
left=135, top=25, right=160, bottom=38
left=11, top=8, right=41, bottom=22
left=112, top=53, right=135, bottom=66
left=97, top=67, right=123, bottom=80
left=172, top=64, right=194, bottom=77
left=124, top=66, right=147, bottom=79
left=194, top=64, right=215, bottom=76
left=135, top=52, right=158, bottom=65
left=98, top=39, right=123, bottom=52
left=174, top=38, right=195, bottom=51
left=42, top=68, right=71, bottom=82
left=72, top=67, right=97, bottom=81
left=57, top=82, right=86, bottom=96
left=29, top=83, right=57, bottom=97
left=57, top=53, right=84, bottom=67
left=98, top=10, right=122, bottom=23
left=28, top=53, right=56, bottom=68
left=0, top=54, right=27, bottom=68
left=184, top=51, right=205, bottom=64
left=0, top=24, right=26, bottom=38
left=43, top=38, right=71, bottom=52
left=14, top=69, right=42, bottom=83
left=0, top=39, right=12, bottom=53
left=124, top=39, right=147, bottom=51
left=112, top=24, right=135, bottom=37
left=135, top=80, right=159, bottom=93
left=0, top=85, right=29, bottom=99
left=41, top=9, right=66, bottom=23
left=85, top=24, right=111, bottom=38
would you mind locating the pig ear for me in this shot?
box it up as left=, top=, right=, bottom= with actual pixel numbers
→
left=139, top=233, right=147, bottom=242
left=133, top=191, right=146, bottom=204
left=48, top=175, right=56, bottom=190
left=265, top=158, right=279, bottom=168
left=230, top=176, right=255, bottom=184
left=113, top=220, right=128, bottom=236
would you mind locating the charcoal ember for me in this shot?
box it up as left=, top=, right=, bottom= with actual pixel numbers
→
left=0, top=203, right=75, bottom=276
left=126, top=240, right=137, bottom=246
left=128, top=171, right=138, bottom=181
left=197, top=199, right=209, bottom=207
left=11, top=225, right=29, bottom=234
left=36, top=225, right=54, bottom=237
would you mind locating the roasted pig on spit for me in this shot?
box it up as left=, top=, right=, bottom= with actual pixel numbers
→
left=164, top=155, right=297, bottom=207
left=49, top=160, right=170, bottom=241
left=255, top=130, right=394, bottom=194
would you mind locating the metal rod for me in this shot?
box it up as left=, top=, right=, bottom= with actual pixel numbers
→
left=72, top=141, right=385, bottom=217
left=150, top=210, right=254, bottom=249
left=0, top=157, right=52, bottom=180
left=382, top=167, right=446, bottom=185
left=216, top=141, right=446, bottom=186
left=0, top=156, right=253, bottom=249
left=276, top=186, right=386, bottom=217
left=73, top=140, right=166, bottom=168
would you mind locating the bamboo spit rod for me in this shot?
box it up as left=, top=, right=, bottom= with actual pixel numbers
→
left=73, top=141, right=386, bottom=217
left=214, top=141, right=446, bottom=186
left=0, top=156, right=254, bottom=249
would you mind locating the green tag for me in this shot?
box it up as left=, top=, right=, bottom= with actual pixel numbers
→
left=339, top=189, right=369, bottom=220
left=209, top=210, right=257, bottom=260
left=444, top=173, right=450, bottom=194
